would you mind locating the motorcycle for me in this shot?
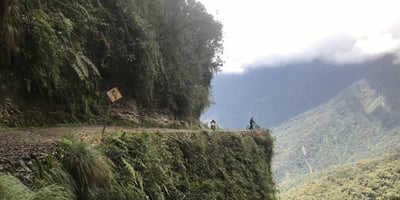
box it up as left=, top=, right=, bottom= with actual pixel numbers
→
left=246, top=124, right=260, bottom=130
left=210, top=120, right=217, bottom=131
left=211, top=124, right=216, bottom=131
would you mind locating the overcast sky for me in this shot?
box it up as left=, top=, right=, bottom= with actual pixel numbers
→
left=198, top=0, right=400, bottom=73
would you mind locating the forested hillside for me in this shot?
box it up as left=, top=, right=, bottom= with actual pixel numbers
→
left=273, top=78, right=400, bottom=184
left=280, top=149, right=400, bottom=199
left=0, top=0, right=223, bottom=126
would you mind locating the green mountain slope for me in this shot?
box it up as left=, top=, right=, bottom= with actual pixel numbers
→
left=280, top=149, right=400, bottom=199
left=273, top=78, right=400, bottom=184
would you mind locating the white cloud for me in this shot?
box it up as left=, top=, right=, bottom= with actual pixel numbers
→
left=198, top=0, right=400, bottom=73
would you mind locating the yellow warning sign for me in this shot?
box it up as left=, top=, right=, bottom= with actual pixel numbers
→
left=106, top=87, right=122, bottom=103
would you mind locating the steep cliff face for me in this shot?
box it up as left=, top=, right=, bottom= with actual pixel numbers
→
left=0, top=128, right=277, bottom=200
left=0, top=0, right=223, bottom=126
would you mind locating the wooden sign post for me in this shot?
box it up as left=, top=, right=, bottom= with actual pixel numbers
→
left=102, top=87, right=123, bottom=135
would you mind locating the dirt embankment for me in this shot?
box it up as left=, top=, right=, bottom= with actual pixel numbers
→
left=0, top=126, right=107, bottom=185
left=0, top=125, right=259, bottom=186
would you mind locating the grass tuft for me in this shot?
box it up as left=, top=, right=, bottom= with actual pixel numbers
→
left=60, top=135, right=113, bottom=200
left=0, top=173, right=31, bottom=200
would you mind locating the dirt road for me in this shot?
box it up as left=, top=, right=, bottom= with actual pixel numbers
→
left=0, top=125, right=168, bottom=184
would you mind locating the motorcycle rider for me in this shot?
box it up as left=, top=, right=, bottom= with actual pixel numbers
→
left=210, top=119, right=217, bottom=130
left=249, top=117, right=255, bottom=130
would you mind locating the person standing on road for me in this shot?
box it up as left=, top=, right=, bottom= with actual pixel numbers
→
left=249, top=117, right=255, bottom=130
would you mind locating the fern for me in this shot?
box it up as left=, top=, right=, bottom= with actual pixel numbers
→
left=121, top=157, right=144, bottom=190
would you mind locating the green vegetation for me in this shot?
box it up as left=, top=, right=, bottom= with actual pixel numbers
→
left=279, top=149, right=400, bottom=200
left=0, top=173, right=74, bottom=200
left=0, top=0, right=223, bottom=126
left=269, top=79, right=400, bottom=199
left=273, top=79, right=400, bottom=184
left=1, top=129, right=277, bottom=200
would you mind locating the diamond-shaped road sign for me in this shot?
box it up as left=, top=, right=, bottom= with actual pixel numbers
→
left=106, top=87, right=122, bottom=103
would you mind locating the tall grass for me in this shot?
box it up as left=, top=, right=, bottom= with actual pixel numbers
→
left=0, top=173, right=75, bottom=200
left=60, top=135, right=113, bottom=200
left=39, top=163, right=76, bottom=199
left=0, top=173, right=31, bottom=200
left=30, top=185, right=74, bottom=200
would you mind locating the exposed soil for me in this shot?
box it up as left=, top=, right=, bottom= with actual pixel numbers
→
left=0, top=126, right=134, bottom=162
left=0, top=126, right=103, bottom=153
left=0, top=126, right=109, bottom=185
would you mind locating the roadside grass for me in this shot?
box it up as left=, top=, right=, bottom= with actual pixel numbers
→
left=0, top=173, right=75, bottom=200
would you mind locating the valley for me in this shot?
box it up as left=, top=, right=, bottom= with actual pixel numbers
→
left=204, top=57, right=400, bottom=198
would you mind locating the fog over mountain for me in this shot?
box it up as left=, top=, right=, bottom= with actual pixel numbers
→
left=199, top=0, right=400, bottom=73
left=201, top=55, right=398, bottom=129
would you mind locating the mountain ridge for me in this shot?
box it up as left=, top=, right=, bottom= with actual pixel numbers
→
left=202, top=55, right=399, bottom=129
left=201, top=55, right=400, bottom=189
left=273, top=78, right=400, bottom=184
